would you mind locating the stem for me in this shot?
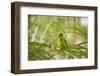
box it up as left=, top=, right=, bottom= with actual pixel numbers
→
left=31, top=16, right=40, bottom=42
left=40, top=20, right=52, bottom=42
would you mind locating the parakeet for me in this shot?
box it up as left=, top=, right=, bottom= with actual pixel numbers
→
left=57, top=32, right=69, bottom=50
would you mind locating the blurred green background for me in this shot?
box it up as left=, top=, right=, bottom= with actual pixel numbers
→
left=28, top=15, right=88, bottom=60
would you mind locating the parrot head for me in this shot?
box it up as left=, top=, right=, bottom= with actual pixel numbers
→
left=58, top=32, right=64, bottom=37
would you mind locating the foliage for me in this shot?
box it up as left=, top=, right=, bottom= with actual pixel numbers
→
left=28, top=15, right=88, bottom=60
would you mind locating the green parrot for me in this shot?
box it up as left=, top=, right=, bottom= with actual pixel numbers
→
left=57, top=32, right=69, bottom=50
